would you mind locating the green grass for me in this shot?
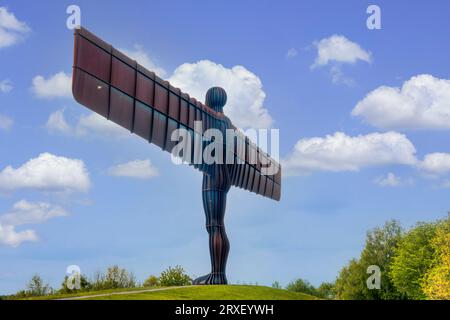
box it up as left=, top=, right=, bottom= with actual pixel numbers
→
left=83, top=285, right=319, bottom=300
left=14, top=285, right=319, bottom=300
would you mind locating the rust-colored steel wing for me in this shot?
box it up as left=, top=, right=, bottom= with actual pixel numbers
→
left=72, top=26, right=281, bottom=201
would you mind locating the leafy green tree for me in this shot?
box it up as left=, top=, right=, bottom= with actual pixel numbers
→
left=422, top=217, right=450, bottom=300
left=334, top=259, right=367, bottom=300
left=143, top=275, right=160, bottom=287
left=26, top=274, right=52, bottom=296
left=390, top=222, right=437, bottom=299
left=316, top=282, right=336, bottom=299
left=159, top=266, right=191, bottom=286
left=59, top=274, right=92, bottom=293
left=286, top=278, right=317, bottom=296
left=335, top=221, right=404, bottom=300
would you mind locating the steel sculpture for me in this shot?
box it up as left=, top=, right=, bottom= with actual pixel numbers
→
left=72, top=27, right=281, bottom=284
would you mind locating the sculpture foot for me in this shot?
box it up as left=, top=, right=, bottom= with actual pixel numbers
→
left=192, top=273, right=227, bottom=285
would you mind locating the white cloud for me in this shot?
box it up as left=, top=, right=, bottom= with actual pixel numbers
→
left=0, top=200, right=68, bottom=247
left=0, top=200, right=68, bottom=226
left=0, top=7, right=30, bottom=49
left=168, top=60, right=273, bottom=129
left=0, top=79, right=13, bottom=93
left=286, top=48, right=298, bottom=59
left=107, top=159, right=159, bottom=179
left=312, top=35, right=372, bottom=67
left=0, top=223, right=37, bottom=247
left=75, top=112, right=129, bottom=138
left=45, top=110, right=129, bottom=138
left=352, top=74, right=450, bottom=130
left=119, top=45, right=167, bottom=77
left=0, top=153, right=90, bottom=192
left=283, top=131, right=417, bottom=176
left=31, top=72, right=72, bottom=98
left=0, top=114, right=13, bottom=130
left=374, top=172, right=413, bottom=187
left=419, top=153, right=450, bottom=176
left=46, top=110, right=72, bottom=134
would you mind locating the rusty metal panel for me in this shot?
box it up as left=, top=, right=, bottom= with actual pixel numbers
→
left=272, top=183, right=281, bottom=201
left=109, top=87, right=134, bottom=130
left=188, top=103, right=196, bottom=129
left=246, top=166, right=255, bottom=191
left=179, top=98, right=189, bottom=126
left=133, top=101, right=152, bottom=141
left=111, top=57, right=136, bottom=97
left=151, top=110, right=167, bottom=149
left=154, top=82, right=169, bottom=114
left=251, top=171, right=260, bottom=194
left=264, top=178, right=274, bottom=198
left=258, top=175, right=267, bottom=196
left=136, top=72, right=154, bottom=107
left=75, top=34, right=111, bottom=83
left=164, top=118, right=179, bottom=152
left=72, top=69, right=110, bottom=118
left=168, top=91, right=180, bottom=120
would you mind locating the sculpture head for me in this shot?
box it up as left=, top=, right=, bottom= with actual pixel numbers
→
left=205, top=87, right=227, bottom=113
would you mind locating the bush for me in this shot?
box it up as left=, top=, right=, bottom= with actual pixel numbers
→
left=143, top=275, right=160, bottom=287
left=25, top=274, right=53, bottom=297
left=159, top=266, right=191, bottom=286
left=59, top=274, right=92, bottom=294
left=286, top=278, right=317, bottom=296
left=90, top=265, right=136, bottom=290
left=271, top=281, right=282, bottom=289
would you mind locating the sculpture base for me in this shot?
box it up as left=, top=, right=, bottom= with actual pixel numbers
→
left=192, top=273, right=228, bottom=285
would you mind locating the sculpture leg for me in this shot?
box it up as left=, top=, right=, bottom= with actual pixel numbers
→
left=193, top=189, right=230, bottom=285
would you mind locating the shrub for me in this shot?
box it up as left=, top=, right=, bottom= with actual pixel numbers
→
left=143, top=275, right=160, bottom=287
left=159, top=266, right=191, bottom=286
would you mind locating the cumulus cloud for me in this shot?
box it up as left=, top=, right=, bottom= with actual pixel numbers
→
left=419, top=153, right=450, bottom=176
left=0, top=7, right=30, bottom=49
left=352, top=74, right=450, bottom=130
left=32, top=72, right=72, bottom=98
left=283, top=131, right=417, bottom=176
left=168, top=60, right=273, bottom=129
left=0, top=114, right=13, bottom=130
left=107, top=159, right=159, bottom=179
left=0, top=200, right=68, bottom=226
left=45, top=110, right=129, bottom=139
left=0, top=224, right=36, bottom=247
left=0, top=200, right=68, bottom=247
left=46, top=110, right=72, bottom=134
left=0, top=79, right=13, bottom=93
left=119, top=45, right=167, bottom=77
left=0, top=153, right=90, bottom=192
left=312, top=35, right=372, bottom=67
left=374, top=172, right=413, bottom=187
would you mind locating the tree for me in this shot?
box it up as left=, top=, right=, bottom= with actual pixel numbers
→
left=26, top=274, right=52, bottom=296
left=359, top=220, right=403, bottom=299
left=316, top=282, right=336, bottom=299
left=104, top=265, right=136, bottom=289
left=59, top=274, right=91, bottom=293
left=334, top=259, right=367, bottom=300
left=422, top=217, right=450, bottom=300
left=286, top=278, right=317, bottom=296
left=390, top=222, right=437, bottom=299
left=159, top=266, right=191, bottom=286
left=143, top=275, right=160, bottom=287
left=90, top=266, right=136, bottom=290
left=271, top=281, right=282, bottom=289
left=334, top=221, right=404, bottom=300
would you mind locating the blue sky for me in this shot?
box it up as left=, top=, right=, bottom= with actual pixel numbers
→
left=1, top=0, right=450, bottom=294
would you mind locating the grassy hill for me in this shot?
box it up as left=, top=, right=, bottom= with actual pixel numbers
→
left=19, top=285, right=319, bottom=300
